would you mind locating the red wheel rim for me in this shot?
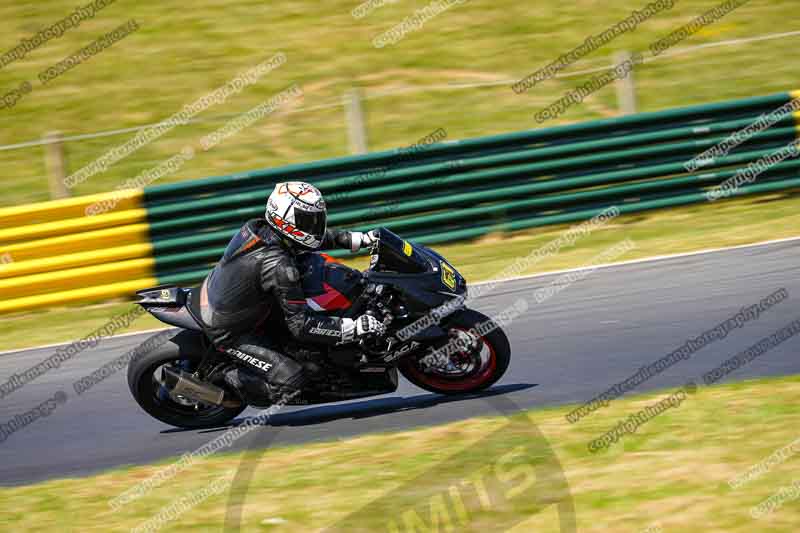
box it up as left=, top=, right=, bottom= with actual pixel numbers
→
left=402, top=328, right=497, bottom=392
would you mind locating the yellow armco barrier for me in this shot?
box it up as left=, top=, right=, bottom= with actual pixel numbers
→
left=0, top=277, right=159, bottom=315
left=0, top=207, right=148, bottom=245
left=0, top=187, right=156, bottom=313
left=0, top=258, right=155, bottom=299
left=0, top=189, right=143, bottom=229
left=789, top=90, right=799, bottom=128
left=0, top=242, right=153, bottom=279
left=0, top=223, right=151, bottom=262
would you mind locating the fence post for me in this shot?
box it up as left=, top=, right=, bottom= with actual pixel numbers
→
left=44, top=131, right=70, bottom=199
left=614, top=51, right=638, bottom=115
left=344, top=88, right=369, bottom=154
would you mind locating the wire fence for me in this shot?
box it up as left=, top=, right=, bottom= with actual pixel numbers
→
left=3, top=29, right=800, bottom=205
left=3, top=29, right=799, bottom=153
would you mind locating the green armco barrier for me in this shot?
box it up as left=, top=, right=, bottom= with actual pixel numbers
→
left=317, top=145, right=800, bottom=225
left=346, top=166, right=800, bottom=233
left=144, top=113, right=796, bottom=236
left=150, top=157, right=800, bottom=274
left=159, top=268, right=218, bottom=285
left=308, top=113, right=796, bottom=194
left=316, top=112, right=795, bottom=187
left=149, top=205, right=265, bottom=235
left=143, top=91, right=794, bottom=201
left=153, top=174, right=800, bottom=285
left=143, top=91, right=800, bottom=286
left=309, top=128, right=796, bottom=208
left=144, top=125, right=795, bottom=225
left=152, top=167, right=799, bottom=274
left=146, top=110, right=796, bottom=230
left=397, top=175, right=800, bottom=246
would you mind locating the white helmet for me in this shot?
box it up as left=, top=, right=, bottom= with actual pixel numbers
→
left=265, top=182, right=327, bottom=250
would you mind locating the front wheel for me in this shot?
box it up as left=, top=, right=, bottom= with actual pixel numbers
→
left=399, top=309, right=511, bottom=395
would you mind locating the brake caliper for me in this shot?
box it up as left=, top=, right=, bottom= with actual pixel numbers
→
left=418, top=329, right=479, bottom=372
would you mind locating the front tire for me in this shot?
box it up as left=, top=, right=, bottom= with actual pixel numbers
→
left=127, top=330, right=246, bottom=429
left=399, top=309, right=511, bottom=395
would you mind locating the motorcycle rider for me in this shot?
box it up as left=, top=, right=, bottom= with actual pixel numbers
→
left=190, top=181, right=385, bottom=405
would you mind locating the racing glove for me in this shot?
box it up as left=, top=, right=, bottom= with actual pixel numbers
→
left=349, top=230, right=379, bottom=252
left=341, top=314, right=386, bottom=343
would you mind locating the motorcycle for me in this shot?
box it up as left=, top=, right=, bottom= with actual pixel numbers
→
left=127, top=228, right=511, bottom=429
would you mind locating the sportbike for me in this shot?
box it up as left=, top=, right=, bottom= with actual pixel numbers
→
left=127, top=228, right=511, bottom=428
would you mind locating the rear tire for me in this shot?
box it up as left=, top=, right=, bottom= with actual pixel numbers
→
left=127, top=330, right=246, bottom=429
left=399, top=309, right=511, bottom=395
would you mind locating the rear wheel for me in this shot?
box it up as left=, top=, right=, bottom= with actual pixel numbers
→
left=399, top=309, right=511, bottom=395
left=127, top=331, right=246, bottom=429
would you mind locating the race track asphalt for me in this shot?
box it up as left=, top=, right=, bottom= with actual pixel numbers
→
left=1, top=239, right=798, bottom=486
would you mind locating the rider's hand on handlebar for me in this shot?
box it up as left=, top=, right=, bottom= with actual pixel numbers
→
left=340, top=314, right=386, bottom=344
left=350, top=229, right=379, bottom=252
left=355, top=314, right=385, bottom=338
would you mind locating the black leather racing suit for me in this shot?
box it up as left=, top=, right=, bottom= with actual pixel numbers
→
left=190, top=219, right=359, bottom=403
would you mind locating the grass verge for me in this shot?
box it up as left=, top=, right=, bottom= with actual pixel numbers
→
left=1, top=191, right=798, bottom=352
left=1, top=0, right=798, bottom=205
left=2, top=375, right=799, bottom=531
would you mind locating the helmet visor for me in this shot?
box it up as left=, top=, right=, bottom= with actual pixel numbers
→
left=293, top=208, right=326, bottom=242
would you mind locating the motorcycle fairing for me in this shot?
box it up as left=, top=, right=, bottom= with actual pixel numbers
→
left=306, top=282, right=352, bottom=312
left=136, top=286, right=204, bottom=331
left=297, top=253, right=361, bottom=312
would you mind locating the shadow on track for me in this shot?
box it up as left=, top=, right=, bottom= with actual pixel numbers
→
left=160, top=383, right=537, bottom=435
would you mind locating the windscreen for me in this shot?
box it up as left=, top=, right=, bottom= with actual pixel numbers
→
left=373, top=228, right=430, bottom=274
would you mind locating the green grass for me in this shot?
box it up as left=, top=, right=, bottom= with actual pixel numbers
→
left=0, top=300, right=164, bottom=353
left=0, top=0, right=798, bottom=206
left=1, top=190, right=798, bottom=352
left=428, top=190, right=800, bottom=283
left=3, top=375, right=800, bottom=531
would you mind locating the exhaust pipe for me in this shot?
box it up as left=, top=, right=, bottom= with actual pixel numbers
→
left=161, top=367, right=225, bottom=406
